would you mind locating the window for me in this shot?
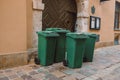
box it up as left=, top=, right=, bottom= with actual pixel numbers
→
left=114, top=12, right=119, bottom=29
left=114, top=1, right=120, bottom=30
left=90, top=16, right=101, bottom=30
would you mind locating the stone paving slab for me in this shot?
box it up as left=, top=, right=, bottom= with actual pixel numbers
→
left=0, top=45, right=120, bottom=80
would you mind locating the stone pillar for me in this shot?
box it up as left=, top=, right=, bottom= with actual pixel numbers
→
left=76, top=0, right=89, bottom=32
left=32, top=0, right=44, bottom=48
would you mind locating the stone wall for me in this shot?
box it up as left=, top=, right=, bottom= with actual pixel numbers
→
left=33, top=11, right=42, bottom=48
left=76, top=0, right=89, bottom=32
left=32, top=0, right=44, bottom=48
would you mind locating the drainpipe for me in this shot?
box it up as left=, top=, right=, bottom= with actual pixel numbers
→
left=75, top=0, right=89, bottom=33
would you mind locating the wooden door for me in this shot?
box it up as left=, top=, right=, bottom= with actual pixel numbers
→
left=42, top=0, right=77, bottom=31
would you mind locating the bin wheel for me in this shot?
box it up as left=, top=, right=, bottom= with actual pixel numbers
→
left=34, top=57, right=40, bottom=65
left=63, top=60, right=68, bottom=66
left=83, top=57, right=88, bottom=62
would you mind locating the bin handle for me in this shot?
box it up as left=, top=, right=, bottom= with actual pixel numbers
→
left=44, top=31, right=53, bottom=34
left=36, top=31, right=54, bottom=34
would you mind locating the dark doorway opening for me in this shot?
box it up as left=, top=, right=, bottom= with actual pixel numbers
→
left=42, top=0, right=77, bottom=32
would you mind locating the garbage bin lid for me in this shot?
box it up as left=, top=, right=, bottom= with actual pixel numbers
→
left=66, top=32, right=88, bottom=39
left=89, top=34, right=97, bottom=38
left=46, top=28, right=63, bottom=31
left=82, top=32, right=97, bottom=38
left=37, top=31, right=59, bottom=37
left=54, top=29, right=70, bottom=33
left=46, top=28, right=70, bottom=33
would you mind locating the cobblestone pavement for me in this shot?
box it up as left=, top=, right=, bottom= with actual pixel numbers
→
left=0, top=45, right=120, bottom=80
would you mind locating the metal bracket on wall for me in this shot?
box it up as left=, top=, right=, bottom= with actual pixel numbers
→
left=91, top=6, right=95, bottom=14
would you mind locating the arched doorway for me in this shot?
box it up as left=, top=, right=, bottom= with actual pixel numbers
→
left=42, top=0, right=77, bottom=32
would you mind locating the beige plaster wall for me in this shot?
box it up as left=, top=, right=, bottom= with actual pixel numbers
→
left=27, top=0, right=33, bottom=49
left=89, top=0, right=115, bottom=42
left=0, top=0, right=27, bottom=54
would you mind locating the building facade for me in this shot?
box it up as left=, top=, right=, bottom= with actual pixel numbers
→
left=0, top=0, right=120, bottom=69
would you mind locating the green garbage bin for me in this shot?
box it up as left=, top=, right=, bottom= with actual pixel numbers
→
left=66, top=33, right=88, bottom=68
left=37, top=31, right=59, bottom=66
left=46, top=28, right=63, bottom=31
left=83, top=33, right=97, bottom=62
left=46, top=28, right=70, bottom=63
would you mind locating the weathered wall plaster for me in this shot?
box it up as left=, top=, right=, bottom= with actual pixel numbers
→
left=76, top=0, right=89, bottom=32
left=0, top=0, right=27, bottom=53
left=32, top=0, right=44, bottom=48
left=33, top=11, right=42, bottom=47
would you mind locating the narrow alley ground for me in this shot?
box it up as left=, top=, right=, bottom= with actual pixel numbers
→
left=0, top=45, right=120, bottom=80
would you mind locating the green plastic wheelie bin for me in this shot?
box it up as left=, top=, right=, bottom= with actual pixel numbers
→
left=37, top=31, right=59, bottom=66
left=83, top=33, right=97, bottom=62
left=46, top=28, right=63, bottom=31
left=66, top=33, right=88, bottom=68
left=46, top=28, right=70, bottom=63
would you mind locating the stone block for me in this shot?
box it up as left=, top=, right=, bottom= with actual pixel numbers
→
left=13, top=78, right=24, bottom=80
left=82, top=77, right=95, bottom=80
left=51, top=71, right=66, bottom=78
left=31, top=73, right=45, bottom=79
left=71, top=73, right=86, bottom=80
left=45, top=74, right=62, bottom=80
left=0, top=52, right=28, bottom=69
left=0, top=77, right=9, bottom=80
left=62, top=76, right=76, bottom=80
left=33, top=0, right=44, bottom=10
left=8, top=74, right=18, bottom=79
left=63, top=69, right=76, bottom=75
